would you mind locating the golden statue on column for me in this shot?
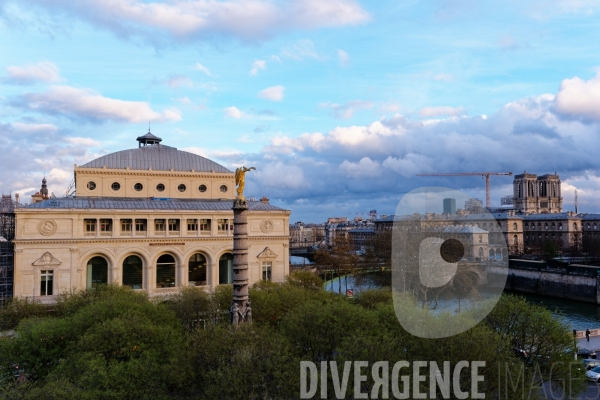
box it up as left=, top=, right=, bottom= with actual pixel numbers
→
left=234, top=166, right=256, bottom=201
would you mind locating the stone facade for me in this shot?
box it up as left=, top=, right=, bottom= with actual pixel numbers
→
left=374, top=211, right=600, bottom=257
left=12, top=135, right=290, bottom=302
left=513, top=173, right=562, bottom=214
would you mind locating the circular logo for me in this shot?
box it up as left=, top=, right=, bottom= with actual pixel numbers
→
left=392, top=187, right=508, bottom=338
left=260, top=220, right=274, bottom=233
left=38, top=220, right=57, bottom=236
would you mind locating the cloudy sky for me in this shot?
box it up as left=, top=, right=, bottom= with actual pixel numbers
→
left=1, top=0, right=600, bottom=222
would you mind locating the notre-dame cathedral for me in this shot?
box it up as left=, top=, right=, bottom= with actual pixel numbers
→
left=513, top=172, right=562, bottom=214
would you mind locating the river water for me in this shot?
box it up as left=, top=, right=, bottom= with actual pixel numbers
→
left=323, top=272, right=600, bottom=331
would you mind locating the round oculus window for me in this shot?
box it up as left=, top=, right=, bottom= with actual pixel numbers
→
left=219, top=185, right=228, bottom=193
left=134, top=183, right=143, bottom=191
left=87, top=181, right=96, bottom=190
left=156, top=183, right=165, bottom=192
left=199, top=184, right=207, bottom=193
left=111, top=182, right=121, bottom=191
left=177, top=184, right=186, bottom=192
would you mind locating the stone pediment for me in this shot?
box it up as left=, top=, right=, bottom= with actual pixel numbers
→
left=257, top=247, right=277, bottom=260
left=32, top=252, right=62, bottom=266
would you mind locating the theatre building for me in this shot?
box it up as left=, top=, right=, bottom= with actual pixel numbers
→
left=12, top=133, right=290, bottom=302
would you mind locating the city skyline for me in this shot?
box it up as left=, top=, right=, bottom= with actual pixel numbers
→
left=1, top=0, right=600, bottom=222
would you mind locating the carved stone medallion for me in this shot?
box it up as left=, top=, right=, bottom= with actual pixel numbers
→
left=260, top=220, right=274, bottom=233
left=38, top=220, right=57, bottom=236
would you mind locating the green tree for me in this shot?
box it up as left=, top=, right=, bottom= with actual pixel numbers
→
left=0, top=286, right=185, bottom=399
left=286, top=270, right=323, bottom=290
left=484, top=294, right=585, bottom=396
left=315, top=236, right=359, bottom=294
left=184, top=324, right=300, bottom=399
left=280, top=296, right=377, bottom=362
left=0, top=297, right=48, bottom=331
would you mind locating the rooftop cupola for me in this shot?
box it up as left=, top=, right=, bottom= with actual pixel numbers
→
left=136, top=130, right=162, bottom=148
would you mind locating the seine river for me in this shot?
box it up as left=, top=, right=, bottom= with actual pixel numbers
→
left=322, top=272, right=600, bottom=331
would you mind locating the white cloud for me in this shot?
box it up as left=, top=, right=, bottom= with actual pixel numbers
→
left=0, top=122, right=109, bottom=198
left=527, top=0, right=600, bottom=18
left=321, top=100, right=373, bottom=119
left=64, top=137, right=101, bottom=147
left=12, top=0, right=370, bottom=44
left=194, top=63, right=213, bottom=77
left=382, top=154, right=431, bottom=177
left=258, top=85, right=285, bottom=102
left=554, top=73, right=600, bottom=121
left=281, top=39, right=320, bottom=60
left=340, top=157, right=381, bottom=178
left=271, top=55, right=282, bottom=63
left=250, top=60, right=266, bottom=76
left=11, top=122, right=58, bottom=134
left=379, top=102, right=402, bottom=113
left=17, top=85, right=181, bottom=123
left=419, top=106, right=467, bottom=117
left=337, top=49, right=350, bottom=67
left=224, top=106, right=246, bottom=119
left=257, top=161, right=307, bottom=189
left=228, top=84, right=600, bottom=220
left=4, top=61, right=61, bottom=85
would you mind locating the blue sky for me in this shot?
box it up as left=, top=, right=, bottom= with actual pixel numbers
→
left=2, top=0, right=600, bottom=222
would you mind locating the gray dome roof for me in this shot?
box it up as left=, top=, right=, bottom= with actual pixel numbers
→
left=80, top=144, right=232, bottom=173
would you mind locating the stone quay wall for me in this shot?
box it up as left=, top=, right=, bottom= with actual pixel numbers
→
left=498, top=260, right=600, bottom=304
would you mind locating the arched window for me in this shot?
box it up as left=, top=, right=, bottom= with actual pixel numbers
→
left=489, top=248, right=495, bottom=259
left=513, top=235, right=518, bottom=246
left=501, top=248, right=508, bottom=259
left=156, top=254, right=176, bottom=288
left=189, top=253, right=207, bottom=286
left=573, top=223, right=578, bottom=231
left=587, top=223, right=591, bottom=230
left=87, top=256, right=108, bottom=289
left=219, top=253, right=234, bottom=284
left=123, top=255, right=143, bottom=289
left=559, top=223, right=563, bottom=230
left=479, top=247, right=483, bottom=258
left=478, top=235, right=482, bottom=243
left=595, top=224, right=598, bottom=230
left=545, top=223, right=548, bottom=230
left=513, top=222, right=517, bottom=231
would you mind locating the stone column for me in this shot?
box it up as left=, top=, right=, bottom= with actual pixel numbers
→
left=230, top=198, right=251, bottom=327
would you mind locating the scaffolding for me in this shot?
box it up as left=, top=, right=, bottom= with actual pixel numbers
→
left=0, top=194, right=16, bottom=304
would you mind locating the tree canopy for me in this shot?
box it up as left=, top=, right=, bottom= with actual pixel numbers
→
left=0, top=274, right=586, bottom=399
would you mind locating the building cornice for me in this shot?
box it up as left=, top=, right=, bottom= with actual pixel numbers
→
left=74, top=167, right=234, bottom=179
left=13, top=236, right=292, bottom=246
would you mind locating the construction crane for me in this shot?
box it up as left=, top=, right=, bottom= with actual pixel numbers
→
left=416, top=172, right=513, bottom=209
